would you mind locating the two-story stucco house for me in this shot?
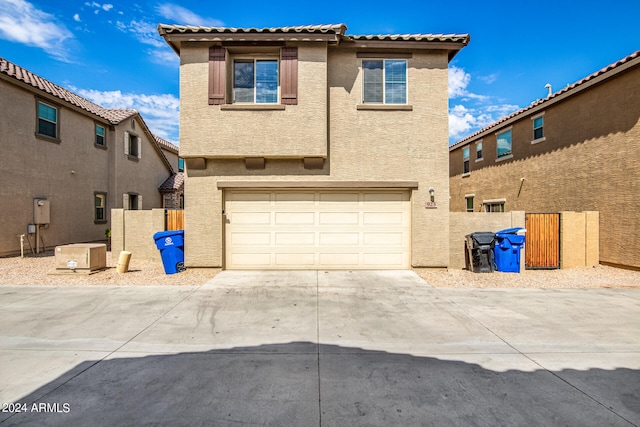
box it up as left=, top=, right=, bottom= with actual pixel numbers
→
left=158, top=23, right=469, bottom=270
left=449, top=51, right=640, bottom=270
left=0, top=57, right=178, bottom=256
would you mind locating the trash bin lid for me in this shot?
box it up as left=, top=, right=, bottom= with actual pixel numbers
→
left=467, top=232, right=495, bottom=245
left=496, top=227, right=526, bottom=235
left=154, top=230, right=184, bottom=241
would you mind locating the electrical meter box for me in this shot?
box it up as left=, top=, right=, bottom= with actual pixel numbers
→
left=33, top=199, right=50, bottom=224
left=55, top=243, right=107, bottom=272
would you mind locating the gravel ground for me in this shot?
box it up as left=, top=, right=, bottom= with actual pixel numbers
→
left=0, top=251, right=219, bottom=286
left=1, top=251, right=639, bottom=288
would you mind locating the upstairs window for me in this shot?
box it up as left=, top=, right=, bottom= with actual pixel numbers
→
left=475, top=141, right=483, bottom=161
left=37, top=101, right=58, bottom=139
left=124, top=131, right=141, bottom=159
left=496, top=129, right=512, bottom=159
left=532, top=114, right=545, bottom=142
left=95, top=124, right=106, bottom=147
left=463, top=147, right=470, bottom=174
left=178, top=157, right=184, bottom=172
left=363, top=59, right=407, bottom=104
left=233, top=59, right=278, bottom=104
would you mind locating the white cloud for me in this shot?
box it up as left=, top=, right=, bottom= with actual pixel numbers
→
left=72, top=88, right=180, bottom=143
left=157, top=3, right=223, bottom=26
left=102, top=4, right=113, bottom=11
left=148, top=48, right=179, bottom=66
left=0, top=0, right=73, bottom=61
left=73, top=13, right=81, bottom=22
left=84, top=2, right=113, bottom=13
left=115, top=19, right=165, bottom=47
left=449, top=66, right=471, bottom=98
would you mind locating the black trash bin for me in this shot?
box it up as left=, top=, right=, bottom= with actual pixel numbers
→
left=465, top=232, right=496, bottom=273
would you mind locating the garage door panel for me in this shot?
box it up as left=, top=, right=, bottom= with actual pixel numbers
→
left=233, top=212, right=271, bottom=225
left=225, top=190, right=410, bottom=269
left=319, top=232, right=360, bottom=246
left=231, top=232, right=271, bottom=245
left=363, top=232, right=404, bottom=245
left=319, top=253, right=360, bottom=265
left=275, top=232, right=315, bottom=245
left=275, top=253, right=316, bottom=266
left=275, top=212, right=315, bottom=225
left=363, top=212, right=404, bottom=225
left=275, top=192, right=315, bottom=203
left=319, top=212, right=359, bottom=225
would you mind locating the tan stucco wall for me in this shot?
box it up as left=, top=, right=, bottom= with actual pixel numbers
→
left=450, top=65, right=640, bottom=268
left=561, top=211, right=599, bottom=269
left=449, top=211, right=525, bottom=269
left=180, top=45, right=451, bottom=268
left=179, top=42, right=328, bottom=158
left=0, top=78, right=173, bottom=256
left=110, top=208, right=165, bottom=260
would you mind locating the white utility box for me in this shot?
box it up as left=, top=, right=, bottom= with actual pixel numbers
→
left=55, top=243, right=107, bottom=272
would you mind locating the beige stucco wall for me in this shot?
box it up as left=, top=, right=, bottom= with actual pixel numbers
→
left=180, top=45, right=451, bottom=268
left=450, top=65, right=640, bottom=268
left=449, top=211, right=525, bottom=269
left=561, top=211, right=599, bottom=269
left=179, top=42, right=328, bottom=158
left=0, top=78, right=173, bottom=256
left=110, top=208, right=165, bottom=260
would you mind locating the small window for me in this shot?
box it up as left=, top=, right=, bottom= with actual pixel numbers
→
left=476, top=141, right=483, bottom=160
left=234, top=59, right=278, bottom=104
left=178, top=157, right=184, bottom=172
left=462, top=147, right=470, bottom=174
left=37, top=101, right=58, bottom=139
left=496, top=129, right=512, bottom=159
left=466, top=196, right=474, bottom=212
left=94, top=192, right=107, bottom=223
left=124, top=193, right=141, bottom=210
left=124, top=131, right=141, bottom=159
left=363, top=59, right=407, bottom=104
left=533, top=115, right=544, bottom=141
left=95, top=124, right=106, bottom=146
left=485, top=202, right=505, bottom=212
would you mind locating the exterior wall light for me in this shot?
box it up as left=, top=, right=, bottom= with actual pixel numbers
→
left=429, top=187, right=435, bottom=202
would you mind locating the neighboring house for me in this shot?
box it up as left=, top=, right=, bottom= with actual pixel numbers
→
left=449, top=51, right=640, bottom=269
left=0, top=57, right=176, bottom=256
left=158, top=23, right=469, bottom=269
left=155, top=135, right=184, bottom=209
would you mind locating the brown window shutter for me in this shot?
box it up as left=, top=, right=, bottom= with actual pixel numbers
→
left=209, top=47, right=226, bottom=105
left=280, top=47, right=298, bottom=105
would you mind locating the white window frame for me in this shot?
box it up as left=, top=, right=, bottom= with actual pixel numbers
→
left=495, top=127, right=513, bottom=162
left=232, top=57, right=280, bottom=104
left=36, top=100, right=59, bottom=140
left=94, top=192, right=107, bottom=222
left=531, top=112, right=546, bottom=144
left=124, top=131, right=141, bottom=159
left=95, top=124, right=106, bottom=147
left=462, top=146, right=470, bottom=176
left=475, top=140, right=483, bottom=161
left=483, top=198, right=506, bottom=213
left=362, top=59, right=408, bottom=105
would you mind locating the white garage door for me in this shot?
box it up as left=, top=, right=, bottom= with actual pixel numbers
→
left=224, top=190, right=411, bottom=269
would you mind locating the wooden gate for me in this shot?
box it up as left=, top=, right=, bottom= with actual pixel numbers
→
left=525, top=213, right=560, bottom=269
left=166, top=209, right=184, bottom=231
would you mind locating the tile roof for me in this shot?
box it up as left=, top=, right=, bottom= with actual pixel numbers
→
left=158, top=23, right=347, bottom=36
left=450, top=50, right=640, bottom=150
left=154, top=135, right=179, bottom=153
left=348, top=33, right=470, bottom=44
left=159, top=172, right=184, bottom=192
left=0, top=57, right=136, bottom=124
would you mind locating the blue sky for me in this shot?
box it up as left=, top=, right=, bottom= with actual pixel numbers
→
left=1, top=0, right=639, bottom=145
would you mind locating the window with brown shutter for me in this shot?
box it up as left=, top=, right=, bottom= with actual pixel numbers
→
left=209, top=47, right=226, bottom=105
left=280, top=47, right=298, bottom=105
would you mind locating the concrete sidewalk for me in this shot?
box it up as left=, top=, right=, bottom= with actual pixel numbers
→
left=0, top=270, right=639, bottom=426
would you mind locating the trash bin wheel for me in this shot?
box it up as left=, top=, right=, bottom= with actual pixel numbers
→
left=176, top=262, right=186, bottom=272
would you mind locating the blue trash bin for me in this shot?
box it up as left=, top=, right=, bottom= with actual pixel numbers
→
left=153, top=230, right=185, bottom=274
left=493, top=228, right=526, bottom=273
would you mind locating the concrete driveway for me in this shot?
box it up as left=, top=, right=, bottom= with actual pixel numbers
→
left=1, top=270, right=639, bottom=426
